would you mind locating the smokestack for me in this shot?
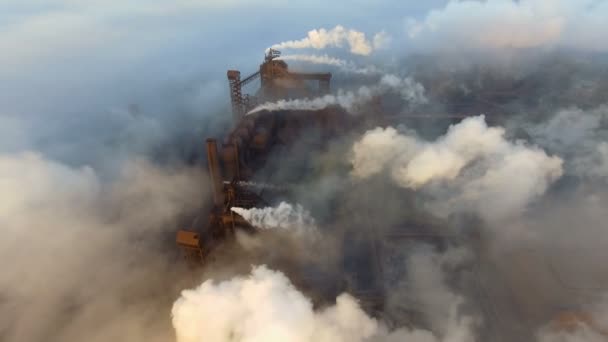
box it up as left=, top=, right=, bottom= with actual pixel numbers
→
left=206, top=138, right=224, bottom=206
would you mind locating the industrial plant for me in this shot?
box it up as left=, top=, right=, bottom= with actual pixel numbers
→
left=172, top=49, right=608, bottom=341
left=6, top=2, right=608, bottom=342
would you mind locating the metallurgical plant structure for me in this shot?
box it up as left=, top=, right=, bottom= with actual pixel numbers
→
left=175, top=49, right=604, bottom=340
left=176, top=49, right=340, bottom=261
left=227, top=49, right=331, bottom=119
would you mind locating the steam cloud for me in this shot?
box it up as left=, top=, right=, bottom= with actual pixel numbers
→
left=231, top=202, right=317, bottom=234
left=271, top=25, right=387, bottom=56
left=249, top=74, right=427, bottom=114
left=351, top=115, right=563, bottom=220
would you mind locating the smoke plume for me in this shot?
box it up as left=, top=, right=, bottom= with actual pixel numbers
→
left=249, top=74, right=427, bottom=114
left=231, top=202, right=317, bottom=234
left=278, top=54, right=382, bottom=75
left=272, top=25, right=380, bottom=56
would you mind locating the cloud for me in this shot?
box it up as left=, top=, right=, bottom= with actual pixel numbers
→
left=406, top=0, right=608, bottom=52
left=351, top=115, right=563, bottom=220
left=373, top=31, right=392, bottom=50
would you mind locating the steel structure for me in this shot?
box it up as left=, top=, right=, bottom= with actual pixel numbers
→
left=227, top=49, right=332, bottom=120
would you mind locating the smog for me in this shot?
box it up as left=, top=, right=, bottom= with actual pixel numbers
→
left=2, top=1, right=608, bottom=342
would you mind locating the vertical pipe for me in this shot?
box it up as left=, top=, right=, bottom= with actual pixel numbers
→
left=232, top=142, right=240, bottom=180
left=206, top=138, right=224, bottom=206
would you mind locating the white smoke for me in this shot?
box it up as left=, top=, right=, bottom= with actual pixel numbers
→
left=280, top=54, right=346, bottom=67
left=407, top=0, right=608, bottom=52
left=278, top=54, right=382, bottom=75
left=172, top=265, right=476, bottom=342
left=271, top=25, right=377, bottom=56
left=351, top=115, right=563, bottom=220
left=248, top=74, right=427, bottom=114
left=231, top=201, right=317, bottom=234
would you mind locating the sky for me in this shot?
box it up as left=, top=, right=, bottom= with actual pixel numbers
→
left=4, top=0, right=608, bottom=169
left=0, top=1, right=450, bottom=176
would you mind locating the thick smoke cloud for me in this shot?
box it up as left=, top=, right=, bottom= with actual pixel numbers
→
left=406, top=0, right=608, bottom=52
left=271, top=25, right=386, bottom=56
left=249, top=74, right=427, bottom=114
left=351, top=116, right=563, bottom=220
left=172, top=265, right=380, bottom=342
left=0, top=152, right=204, bottom=342
left=172, top=261, right=476, bottom=342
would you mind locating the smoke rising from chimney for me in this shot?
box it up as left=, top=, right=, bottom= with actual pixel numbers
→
left=231, top=202, right=317, bottom=234
left=271, top=25, right=379, bottom=56
left=249, top=75, right=427, bottom=114
left=278, top=54, right=382, bottom=75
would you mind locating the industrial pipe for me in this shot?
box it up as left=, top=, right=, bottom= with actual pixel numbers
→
left=206, top=138, right=224, bottom=206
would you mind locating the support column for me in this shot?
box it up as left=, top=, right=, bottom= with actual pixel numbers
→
left=206, top=138, right=224, bottom=206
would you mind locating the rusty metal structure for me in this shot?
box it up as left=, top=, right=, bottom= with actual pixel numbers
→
left=176, top=50, right=341, bottom=263
left=227, top=49, right=331, bottom=120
